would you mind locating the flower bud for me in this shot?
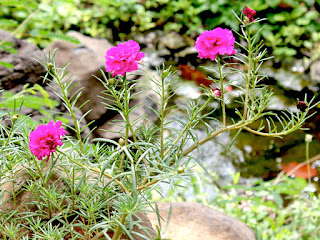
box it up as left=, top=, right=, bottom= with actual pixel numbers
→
left=305, top=134, right=313, bottom=143
left=212, top=88, right=221, bottom=98
left=177, top=166, right=185, bottom=174
left=118, top=138, right=126, bottom=146
left=12, top=114, right=19, bottom=123
left=108, top=78, right=115, bottom=86
left=243, top=6, right=256, bottom=23
left=47, top=63, right=54, bottom=70
left=296, top=101, right=307, bottom=112
left=162, top=69, right=170, bottom=78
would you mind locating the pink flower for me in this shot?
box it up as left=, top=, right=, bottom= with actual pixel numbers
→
left=105, top=40, right=145, bottom=77
left=29, top=121, right=67, bottom=161
left=195, top=28, right=236, bottom=61
left=243, top=6, right=256, bottom=22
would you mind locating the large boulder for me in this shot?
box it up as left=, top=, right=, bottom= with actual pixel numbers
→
left=0, top=29, right=46, bottom=90
left=147, top=202, right=257, bottom=240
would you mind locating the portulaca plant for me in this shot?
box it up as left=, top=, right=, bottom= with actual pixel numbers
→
left=0, top=6, right=315, bottom=240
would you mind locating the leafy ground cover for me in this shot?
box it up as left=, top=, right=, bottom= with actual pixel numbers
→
left=1, top=0, right=320, bottom=59
left=160, top=164, right=320, bottom=240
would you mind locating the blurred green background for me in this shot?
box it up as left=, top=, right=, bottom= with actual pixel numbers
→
left=1, top=0, right=320, bottom=60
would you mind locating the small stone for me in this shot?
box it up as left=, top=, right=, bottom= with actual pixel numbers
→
left=310, top=60, right=320, bottom=84
left=175, top=46, right=198, bottom=58
left=265, top=68, right=303, bottom=91
left=45, top=35, right=112, bottom=123
left=159, top=32, right=187, bottom=50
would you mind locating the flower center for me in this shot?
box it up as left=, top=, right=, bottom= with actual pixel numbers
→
left=45, top=139, right=55, bottom=148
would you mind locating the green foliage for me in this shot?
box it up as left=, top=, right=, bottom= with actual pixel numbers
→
left=162, top=168, right=320, bottom=239
left=218, top=177, right=320, bottom=239
left=0, top=84, right=60, bottom=124
left=1, top=0, right=320, bottom=59
left=0, top=42, right=18, bottom=68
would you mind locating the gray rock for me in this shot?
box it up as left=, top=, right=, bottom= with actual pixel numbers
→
left=265, top=68, right=303, bottom=91
left=0, top=29, right=46, bottom=90
left=159, top=32, right=187, bottom=50
left=0, top=30, right=89, bottom=138
left=144, top=51, right=166, bottom=69
left=310, top=60, right=320, bottom=84
left=175, top=46, right=198, bottom=58
left=147, top=202, right=257, bottom=240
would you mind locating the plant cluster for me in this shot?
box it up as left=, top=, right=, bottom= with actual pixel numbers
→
left=1, top=0, right=320, bottom=59
left=163, top=166, right=320, bottom=240
left=0, top=7, right=317, bottom=240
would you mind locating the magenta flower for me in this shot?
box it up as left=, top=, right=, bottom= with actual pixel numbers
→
left=105, top=40, right=145, bottom=77
left=29, top=121, right=67, bottom=161
left=195, top=28, right=236, bottom=61
left=243, top=6, right=256, bottom=22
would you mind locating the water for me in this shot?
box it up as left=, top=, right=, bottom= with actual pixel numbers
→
left=172, top=59, right=320, bottom=182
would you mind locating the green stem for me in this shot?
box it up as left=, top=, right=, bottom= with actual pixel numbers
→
left=11, top=172, right=17, bottom=210
left=182, top=127, right=227, bottom=156
left=57, top=149, right=130, bottom=194
left=71, top=165, right=76, bottom=209
left=306, top=138, right=311, bottom=185
left=3, top=116, right=17, bottom=148
left=118, top=152, right=125, bottom=173
left=0, top=8, right=40, bottom=47
left=160, top=75, right=166, bottom=160
left=217, top=57, right=226, bottom=126
left=163, top=96, right=212, bottom=158
left=243, top=27, right=253, bottom=120
left=33, top=156, right=52, bottom=218
left=50, top=68, right=84, bottom=153
left=123, top=75, right=129, bottom=146
left=112, top=214, right=127, bottom=240
left=122, top=75, right=151, bottom=175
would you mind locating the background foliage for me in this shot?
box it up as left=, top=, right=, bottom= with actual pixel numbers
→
left=1, top=0, right=320, bottom=59
left=161, top=167, right=320, bottom=240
